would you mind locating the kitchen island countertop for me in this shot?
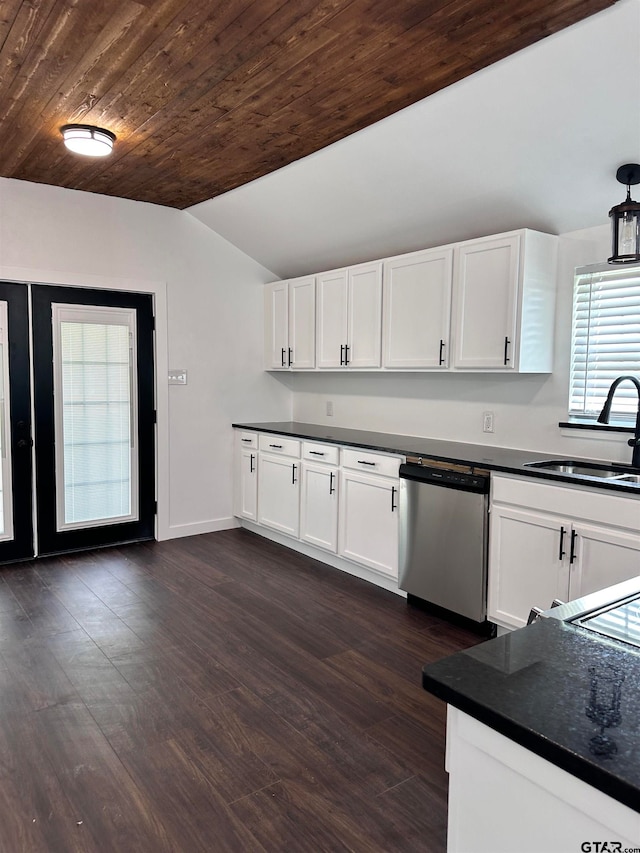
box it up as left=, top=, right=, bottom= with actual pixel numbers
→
left=422, top=616, right=640, bottom=813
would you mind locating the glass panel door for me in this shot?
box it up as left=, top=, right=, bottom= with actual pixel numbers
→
left=32, top=286, right=155, bottom=557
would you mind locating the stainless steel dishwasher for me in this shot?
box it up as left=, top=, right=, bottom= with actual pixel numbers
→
left=398, top=458, right=490, bottom=624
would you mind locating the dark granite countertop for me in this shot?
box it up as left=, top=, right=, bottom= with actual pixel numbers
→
left=232, top=421, right=640, bottom=494
left=422, top=618, right=640, bottom=812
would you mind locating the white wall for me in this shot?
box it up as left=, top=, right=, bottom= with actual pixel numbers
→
left=0, top=177, right=292, bottom=539
left=289, top=224, right=636, bottom=465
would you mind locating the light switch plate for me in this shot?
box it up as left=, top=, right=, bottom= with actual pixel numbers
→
left=168, top=369, right=187, bottom=385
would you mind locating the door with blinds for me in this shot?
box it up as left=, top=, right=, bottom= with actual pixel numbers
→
left=31, top=286, right=155, bottom=556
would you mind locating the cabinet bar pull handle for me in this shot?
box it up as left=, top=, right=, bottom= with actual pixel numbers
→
left=345, top=344, right=350, bottom=365
left=309, top=451, right=325, bottom=456
left=391, top=486, right=397, bottom=512
left=250, top=453, right=255, bottom=473
left=340, top=344, right=345, bottom=366
left=558, top=526, right=566, bottom=560
left=357, top=460, right=376, bottom=466
left=569, top=529, right=578, bottom=564
left=292, top=463, right=297, bottom=484
left=329, top=471, right=335, bottom=494
left=288, top=347, right=293, bottom=366
left=241, top=438, right=252, bottom=443
left=281, top=347, right=286, bottom=367
left=439, top=339, right=445, bottom=365
left=504, top=337, right=511, bottom=365
left=269, top=443, right=283, bottom=449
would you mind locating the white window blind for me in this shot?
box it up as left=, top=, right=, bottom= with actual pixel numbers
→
left=570, top=265, right=640, bottom=422
left=52, top=304, right=139, bottom=531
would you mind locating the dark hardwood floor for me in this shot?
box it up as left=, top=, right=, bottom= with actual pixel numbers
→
left=0, top=528, right=482, bottom=852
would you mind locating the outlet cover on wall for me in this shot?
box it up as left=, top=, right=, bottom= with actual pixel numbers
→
left=326, top=400, right=334, bottom=417
left=483, top=411, right=494, bottom=433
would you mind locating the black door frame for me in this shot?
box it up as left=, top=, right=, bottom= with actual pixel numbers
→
left=0, top=282, right=34, bottom=563
left=31, top=285, right=155, bottom=556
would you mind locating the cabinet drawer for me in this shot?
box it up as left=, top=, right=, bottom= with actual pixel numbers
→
left=302, top=441, right=339, bottom=465
left=341, top=448, right=401, bottom=478
left=236, top=431, right=258, bottom=449
left=259, top=434, right=300, bottom=457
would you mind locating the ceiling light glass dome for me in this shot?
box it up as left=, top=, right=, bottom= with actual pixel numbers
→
left=61, top=124, right=116, bottom=157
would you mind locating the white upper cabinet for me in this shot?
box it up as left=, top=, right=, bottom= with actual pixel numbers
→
left=264, top=276, right=315, bottom=370
left=288, top=277, right=316, bottom=369
left=317, top=262, right=382, bottom=368
left=265, top=228, right=557, bottom=373
left=264, top=281, right=289, bottom=369
left=316, top=269, right=348, bottom=368
left=382, top=248, right=453, bottom=369
left=451, top=229, right=558, bottom=372
left=348, top=262, right=383, bottom=368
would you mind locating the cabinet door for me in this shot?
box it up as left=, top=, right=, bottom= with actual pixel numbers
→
left=299, top=462, right=338, bottom=552
left=571, top=522, right=640, bottom=600
left=264, top=281, right=289, bottom=369
left=236, top=448, right=258, bottom=520
left=338, top=470, right=398, bottom=577
left=383, top=249, right=453, bottom=368
left=488, top=505, right=570, bottom=629
left=348, top=262, right=382, bottom=368
left=289, top=276, right=315, bottom=369
left=452, top=235, right=520, bottom=369
left=257, top=454, right=300, bottom=537
left=316, top=269, right=348, bottom=368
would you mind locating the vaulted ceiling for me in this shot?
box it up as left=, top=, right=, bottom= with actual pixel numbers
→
left=0, top=0, right=619, bottom=210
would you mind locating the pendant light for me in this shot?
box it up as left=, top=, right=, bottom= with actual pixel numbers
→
left=61, top=124, right=116, bottom=157
left=608, top=163, right=640, bottom=264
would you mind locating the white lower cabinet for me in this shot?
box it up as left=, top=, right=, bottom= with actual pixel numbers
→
left=446, top=707, right=640, bottom=853
left=257, top=452, right=300, bottom=538
left=489, top=475, right=640, bottom=630
left=299, top=461, right=338, bottom=552
left=234, top=430, right=401, bottom=586
left=572, top=521, right=640, bottom=598
left=233, top=432, right=258, bottom=521
left=338, top=468, right=399, bottom=578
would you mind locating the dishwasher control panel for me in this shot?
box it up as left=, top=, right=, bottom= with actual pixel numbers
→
left=399, top=463, right=489, bottom=493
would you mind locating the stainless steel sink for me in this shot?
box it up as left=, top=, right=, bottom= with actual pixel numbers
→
left=524, top=460, right=640, bottom=482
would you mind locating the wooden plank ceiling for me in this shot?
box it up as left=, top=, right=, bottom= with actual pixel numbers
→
left=0, top=0, right=618, bottom=209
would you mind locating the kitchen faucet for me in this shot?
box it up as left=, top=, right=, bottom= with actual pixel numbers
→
left=597, top=375, right=640, bottom=468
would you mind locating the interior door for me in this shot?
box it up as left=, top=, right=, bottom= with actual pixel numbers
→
left=31, top=286, right=155, bottom=556
left=0, top=283, right=34, bottom=562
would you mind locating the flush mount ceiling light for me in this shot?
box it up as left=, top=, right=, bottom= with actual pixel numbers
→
left=60, top=124, right=116, bottom=157
left=608, top=163, right=640, bottom=264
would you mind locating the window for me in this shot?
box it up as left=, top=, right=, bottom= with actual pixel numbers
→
left=52, top=304, right=139, bottom=531
left=569, top=264, right=640, bottom=423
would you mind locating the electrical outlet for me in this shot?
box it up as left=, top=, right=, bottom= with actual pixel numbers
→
left=483, top=411, right=494, bottom=433
left=326, top=400, right=334, bottom=417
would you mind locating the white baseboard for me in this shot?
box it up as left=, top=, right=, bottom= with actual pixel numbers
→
left=162, top=516, right=239, bottom=541
left=239, top=519, right=405, bottom=597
